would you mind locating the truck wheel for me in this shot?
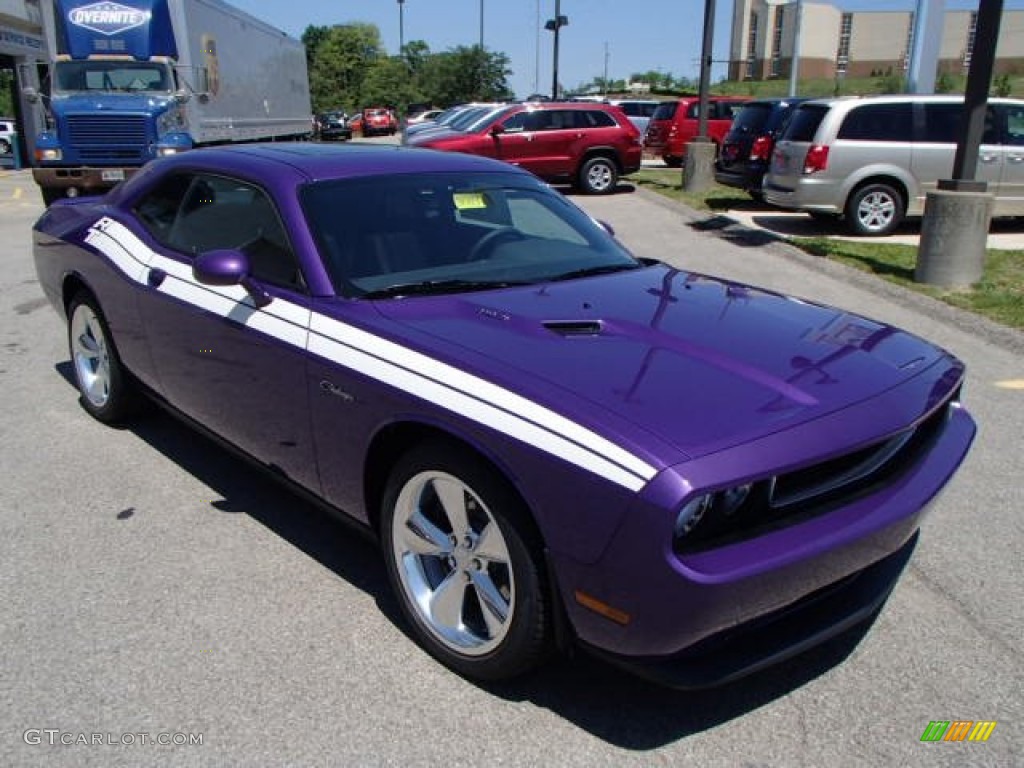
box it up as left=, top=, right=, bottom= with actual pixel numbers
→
left=845, top=183, right=904, bottom=236
left=578, top=156, right=618, bottom=195
left=41, top=187, right=65, bottom=206
left=0, top=138, right=10, bottom=154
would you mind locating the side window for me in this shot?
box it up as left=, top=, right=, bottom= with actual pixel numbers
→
left=685, top=102, right=700, bottom=119
left=582, top=110, right=616, bottom=128
left=999, top=105, right=1024, bottom=146
left=837, top=104, right=913, bottom=141
left=141, top=173, right=303, bottom=290
left=501, top=111, right=532, bottom=132
left=920, top=103, right=1001, bottom=144
left=134, top=173, right=193, bottom=242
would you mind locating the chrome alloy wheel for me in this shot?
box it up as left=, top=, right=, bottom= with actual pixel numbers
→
left=585, top=161, right=614, bottom=192
left=391, top=470, right=515, bottom=656
left=70, top=302, right=112, bottom=409
left=855, top=190, right=896, bottom=233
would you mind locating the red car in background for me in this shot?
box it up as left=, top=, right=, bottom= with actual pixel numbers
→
left=644, top=96, right=748, bottom=167
left=361, top=107, right=398, bottom=136
left=409, top=102, right=642, bottom=194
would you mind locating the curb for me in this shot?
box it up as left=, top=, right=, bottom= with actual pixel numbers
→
left=633, top=185, right=1024, bottom=356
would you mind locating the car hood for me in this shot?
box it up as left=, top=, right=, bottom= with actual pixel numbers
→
left=374, top=265, right=949, bottom=461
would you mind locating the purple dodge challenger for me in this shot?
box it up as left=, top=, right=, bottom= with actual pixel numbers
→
left=33, top=144, right=975, bottom=687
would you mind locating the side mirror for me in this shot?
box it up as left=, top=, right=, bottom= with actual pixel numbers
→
left=193, top=249, right=271, bottom=307
left=23, top=87, right=40, bottom=104
left=174, top=89, right=191, bottom=104
left=489, top=123, right=505, bottom=137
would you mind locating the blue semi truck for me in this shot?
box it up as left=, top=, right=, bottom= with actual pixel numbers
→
left=26, top=0, right=311, bottom=204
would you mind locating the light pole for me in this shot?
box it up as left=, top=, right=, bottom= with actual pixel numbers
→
left=398, top=0, right=405, bottom=53
left=479, top=0, right=484, bottom=48
left=765, top=0, right=802, bottom=97
left=544, top=1, right=569, bottom=99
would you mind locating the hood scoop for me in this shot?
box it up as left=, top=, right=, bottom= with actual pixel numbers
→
left=543, top=320, right=604, bottom=337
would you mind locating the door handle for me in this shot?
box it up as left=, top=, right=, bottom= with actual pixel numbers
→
left=979, top=153, right=999, bottom=163
left=147, top=268, right=166, bottom=288
left=1009, top=155, right=1024, bottom=164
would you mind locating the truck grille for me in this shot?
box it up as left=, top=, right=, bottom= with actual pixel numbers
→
left=66, top=115, right=148, bottom=162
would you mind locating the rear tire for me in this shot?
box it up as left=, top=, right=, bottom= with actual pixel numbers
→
left=844, top=183, right=904, bottom=236
left=0, top=138, right=10, bottom=154
left=578, top=156, right=618, bottom=195
left=381, top=441, right=551, bottom=681
left=67, top=292, right=142, bottom=424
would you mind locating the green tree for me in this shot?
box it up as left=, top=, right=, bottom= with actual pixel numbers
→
left=419, top=46, right=512, bottom=106
left=0, top=70, right=13, bottom=117
left=307, top=23, right=385, bottom=112
left=361, top=56, right=424, bottom=111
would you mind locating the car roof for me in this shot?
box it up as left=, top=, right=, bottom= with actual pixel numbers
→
left=137, top=143, right=528, bottom=185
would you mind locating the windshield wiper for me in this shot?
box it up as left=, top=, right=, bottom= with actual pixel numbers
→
left=361, top=279, right=528, bottom=300
left=548, top=263, right=643, bottom=282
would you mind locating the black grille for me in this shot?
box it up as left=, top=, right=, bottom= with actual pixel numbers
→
left=66, top=115, right=148, bottom=158
left=676, top=397, right=955, bottom=554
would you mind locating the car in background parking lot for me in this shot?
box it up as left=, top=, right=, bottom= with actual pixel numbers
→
left=315, top=111, right=352, bottom=141
left=764, top=95, right=1024, bottom=235
left=715, top=98, right=806, bottom=200
left=644, top=96, right=747, bottom=167
left=609, top=99, right=662, bottom=135
left=361, top=107, right=398, bottom=137
left=0, top=118, right=16, bottom=155
left=409, top=101, right=642, bottom=194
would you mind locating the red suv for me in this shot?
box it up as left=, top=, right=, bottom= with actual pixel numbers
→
left=409, top=102, right=642, bottom=194
left=643, top=96, right=747, bottom=167
left=361, top=107, right=398, bottom=137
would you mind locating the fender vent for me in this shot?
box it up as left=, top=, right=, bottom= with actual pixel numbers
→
left=543, top=320, right=603, bottom=337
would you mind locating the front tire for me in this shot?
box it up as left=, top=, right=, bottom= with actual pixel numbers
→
left=578, top=156, right=618, bottom=195
left=68, top=292, right=141, bottom=424
left=381, top=442, right=551, bottom=681
left=845, top=183, right=904, bottom=236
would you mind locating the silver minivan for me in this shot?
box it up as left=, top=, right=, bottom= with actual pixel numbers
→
left=763, top=95, right=1024, bottom=235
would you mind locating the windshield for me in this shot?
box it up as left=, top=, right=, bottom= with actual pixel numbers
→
left=53, top=60, right=173, bottom=94
left=301, top=171, right=640, bottom=298
left=448, top=107, right=493, bottom=131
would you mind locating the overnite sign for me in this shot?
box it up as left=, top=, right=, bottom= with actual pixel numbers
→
left=68, top=2, right=151, bottom=36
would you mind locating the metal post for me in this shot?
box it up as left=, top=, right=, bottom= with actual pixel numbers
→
left=947, top=0, right=1004, bottom=189
left=685, top=0, right=717, bottom=191
left=603, top=42, right=609, bottom=97
left=479, top=0, right=484, bottom=48
left=788, top=0, right=802, bottom=98
left=398, top=0, right=405, bottom=53
left=696, top=0, right=715, bottom=141
left=552, top=0, right=561, bottom=100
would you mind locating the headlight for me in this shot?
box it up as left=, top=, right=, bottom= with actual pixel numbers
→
left=673, top=483, right=754, bottom=541
left=156, top=146, right=179, bottom=156
left=36, top=148, right=62, bottom=162
left=674, top=495, right=711, bottom=538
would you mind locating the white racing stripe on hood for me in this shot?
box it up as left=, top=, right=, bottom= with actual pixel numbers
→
left=86, top=217, right=659, bottom=491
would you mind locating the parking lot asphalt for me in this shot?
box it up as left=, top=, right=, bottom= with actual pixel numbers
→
left=1, top=160, right=1021, bottom=767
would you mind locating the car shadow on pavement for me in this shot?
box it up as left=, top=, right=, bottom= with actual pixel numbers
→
left=52, top=360, right=880, bottom=749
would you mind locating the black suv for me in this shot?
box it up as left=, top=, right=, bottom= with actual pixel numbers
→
left=316, top=111, right=352, bottom=142
left=715, top=98, right=806, bottom=199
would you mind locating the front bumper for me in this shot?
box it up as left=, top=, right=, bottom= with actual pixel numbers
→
left=585, top=533, right=916, bottom=688
left=33, top=166, right=140, bottom=194
left=552, top=394, right=975, bottom=685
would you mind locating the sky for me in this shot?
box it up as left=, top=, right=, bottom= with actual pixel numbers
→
left=231, top=1, right=1022, bottom=98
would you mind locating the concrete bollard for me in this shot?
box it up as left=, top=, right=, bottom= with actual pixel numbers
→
left=683, top=139, right=716, bottom=193
left=916, top=188, right=993, bottom=287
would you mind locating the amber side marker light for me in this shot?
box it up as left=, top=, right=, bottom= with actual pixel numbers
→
left=574, top=590, right=631, bottom=625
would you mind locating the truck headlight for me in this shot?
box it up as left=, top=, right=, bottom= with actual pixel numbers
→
left=36, top=148, right=62, bottom=162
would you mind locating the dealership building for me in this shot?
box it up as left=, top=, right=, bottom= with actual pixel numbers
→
left=0, top=0, right=48, bottom=164
left=729, top=0, right=1024, bottom=82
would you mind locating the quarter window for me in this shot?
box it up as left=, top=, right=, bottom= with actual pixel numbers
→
left=134, top=173, right=303, bottom=290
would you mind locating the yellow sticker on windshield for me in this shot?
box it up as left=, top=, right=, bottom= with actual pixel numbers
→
left=453, top=192, right=488, bottom=210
